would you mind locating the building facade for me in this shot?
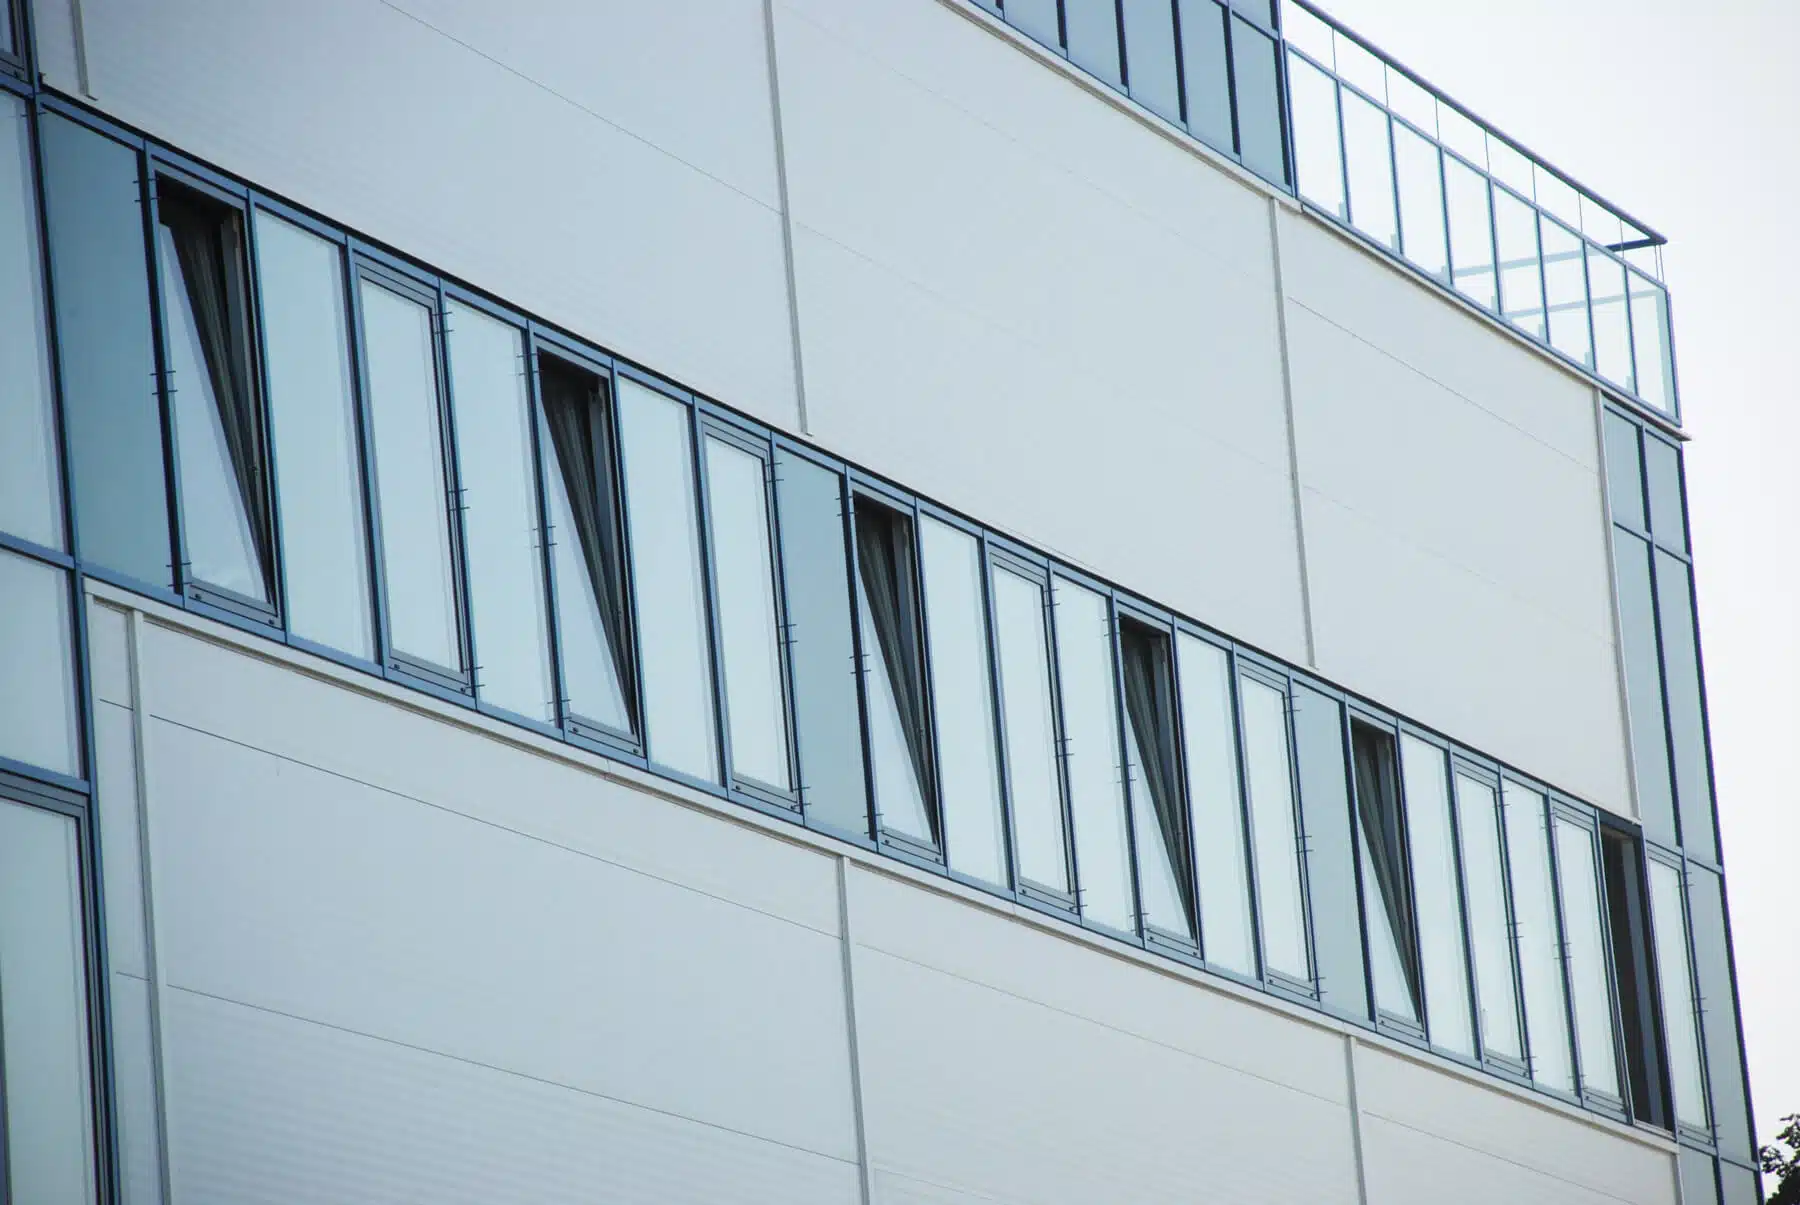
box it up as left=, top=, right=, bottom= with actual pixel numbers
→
left=0, top=0, right=1763, bottom=1201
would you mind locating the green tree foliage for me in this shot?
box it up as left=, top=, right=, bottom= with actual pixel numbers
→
left=1763, top=1114, right=1800, bottom=1205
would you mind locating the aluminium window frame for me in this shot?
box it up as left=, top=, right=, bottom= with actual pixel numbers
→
left=1498, top=769, right=1585, bottom=1108
left=0, top=0, right=27, bottom=82
left=1645, top=839, right=1716, bottom=1148
left=1447, top=752, right=1534, bottom=1085
left=1597, top=814, right=1676, bottom=1132
left=1549, top=796, right=1632, bottom=1122
left=1344, top=701, right=1428, bottom=1045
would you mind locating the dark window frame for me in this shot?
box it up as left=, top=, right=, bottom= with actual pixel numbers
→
left=1234, top=653, right=1318, bottom=1004
left=1547, top=797, right=1632, bottom=1122
left=0, top=0, right=29, bottom=82
left=1645, top=840, right=1716, bottom=1147
left=1449, top=753, right=1534, bottom=1084
left=1346, top=704, right=1428, bottom=1043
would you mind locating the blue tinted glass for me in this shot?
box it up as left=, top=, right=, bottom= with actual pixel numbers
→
left=1644, top=435, right=1687, bottom=550
left=1292, top=685, right=1365, bottom=1020
left=1688, top=867, right=1754, bottom=1164
left=1603, top=411, right=1646, bottom=528
left=1653, top=551, right=1716, bottom=863
left=1176, top=0, right=1232, bottom=151
left=1613, top=531, right=1676, bottom=844
left=1231, top=21, right=1286, bottom=184
left=1065, top=0, right=1123, bottom=86
left=0, top=96, right=64, bottom=551
left=1120, top=0, right=1180, bottom=121
left=1005, top=0, right=1062, bottom=50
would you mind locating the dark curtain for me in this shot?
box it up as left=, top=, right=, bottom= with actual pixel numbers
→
left=540, top=361, right=635, bottom=719
left=1121, top=627, right=1193, bottom=919
left=854, top=504, right=934, bottom=830
left=1352, top=728, right=1422, bottom=1010
left=167, top=196, right=270, bottom=589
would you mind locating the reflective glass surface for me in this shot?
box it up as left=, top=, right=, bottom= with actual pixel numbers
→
left=1541, top=216, right=1592, bottom=368
left=705, top=436, right=791, bottom=792
left=1230, top=19, right=1287, bottom=184
left=1341, top=89, right=1396, bottom=250
left=1614, top=530, right=1678, bottom=844
left=1655, top=551, right=1717, bottom=863
left=1629, top=271, right=1675, bottom=414
left=1502, top=781, right=1575, bottom=1093
left=1401, top=734, right=1474, bottom=1055
left=1589, top=247, right=1634, bottom=390
left=1064, top=0, right=1123, bottom=86
left=920, top=518, right=1008, bottom=887
left=1120, top=0, right=1180, bottom=122
left=256, top=211, right=374, bottom=659
left=1643, top=436, right=1687, bottom=550
left=1444, top=155, right=1497, bottom=311
left=1178, top=634, right=1254, bottom=975
left=0, top=96, right=64, bottom=550
left=1176, top=0, right=1232, bottom=152
left=992, top=565, right=1068, bottom=895
left=1648, top=859, right=1708, bottom=1131
left=0, top=551, right=81, bottom=776
left=1293, top=685, right=1365, bottom=1018
left=1554, top=815, right=1621, bottom=1099
left=1289, top=56, right=1344, bottom=218
left=617, top=378, right=719, bottom=783
left=1689, top=866, right=1755, bottom=1163
left=1603, top=410, right=1646, bottom=529
left=446, top=302, right=553, bottom=722
left=360, top=278, right=462, bottom=673
left=1455, top=773, right=1523, bottom=1061
left=1393, top=122, right=1447, bottom=279
left=856, top=506, right=933, bottom=845
left=1494, top=185, right=1546, bottom=341
left=1052, top=577, right=1134, bottom=932
left=1004, top=0, right=1061, bottom=49
left=1121, top=623, right=1189, bottom=941
left=1240, top=674, right=1308, bottom=982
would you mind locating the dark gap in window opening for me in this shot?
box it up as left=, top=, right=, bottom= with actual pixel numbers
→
left=1120, top=619, right=1194, bottom=939
left=1601, top=826, right=1672, bottom=1130
left=854, top=499, right=937, bottom=849
left=1352, top=721, right=1423, bottom=1026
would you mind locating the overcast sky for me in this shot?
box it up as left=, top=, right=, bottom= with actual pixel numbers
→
left=1306, top=0, right=1800, bottom=1149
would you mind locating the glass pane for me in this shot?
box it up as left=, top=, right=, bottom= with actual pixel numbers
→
left=1436, top=105, right=1485, bottom=169
left=1443, top=155, right=1496, bottom=311
left=1393, top=123, right=1447, bottom=279
left=1588, top=247, right=1634, bottom=390
left=1231, top=21, right=1287, bottom=185
left=856, top=505, right=933, bottom=845
left=1679, top=1148, right=1719, bottom=1205
left=1719, top=1163, right=1760, bottom=1205
left=1176, top=0, right=1232, bottom=151
left=1502, top=781, right=1575, bottom=1093
left=1288, top=55, right=1344, bottom=218
left=1361, top=834, right=1415, bottom=1022
left=1554, top=815, right=1620, bottom=1099
left=1352, top=723, right=1418, bottom=1025
left=1331, top=35, right=1384, bottom=101
left=0, top=552, right=81, bottom=776
left=1647, top=859, right=1708, bottom=1131
left=1341, top=90, right=1396, bottom=250
left=1240, top=674, right=1308, bottom=982
left=1177, top=634, right=1254, bottom=975
left=0, top=798, right=98, bottom=1205
left=1293, top=685, right=1365, bottom=1019
left=1400, top=734, right=1474, bottom=1055
left=1655, top=552, right=1717, bottom=864
left=1121, top=624, right=1189, bottom=940
left=775, top=451, right=867, bottom=835
left=1120, top=0, right=1180, bottom=122
left=617, top=378, right=719, bottom=783
left=255, top=211, right=374, bottom=659
left=1614, top=531, right=1677, bottom=844
left=41, top=113, right=171, bottom=588
left=1541, top=217, right=1592, bottom=368
left=1455, top=773, right=1523, bottom=1061
left=992, top=566, right=1068, bottom=894
left=1065, top=0, right=1123, bottom=86
left=920, top=518, right=1008, bottom=887
left=361, top=279, right=462, bottom=673
left=1386, top=72, right=1436, bottom=136
left=1052, top=577, right=1134, bottom=932
left=1280, top=1, right=1332, bottom=62
left=1629, top=271, right=1675, bottom=414
left=0, top=96, right=64, bottom=550
left=1644, top=437, right=1688, bottom=552
left=706, top=437, right=791, bottom=792
left=1603, top=412, right=1645, bottom=529
left=446, top=303, right=553, bottom=722
left=1486, top=137, right=1533, bottom=197
left=1690, top=867, right=1755, bottom=1163
left=1005, top=0, right=1061, bottom=50
left=1494, top=186, right=1546, bottom=340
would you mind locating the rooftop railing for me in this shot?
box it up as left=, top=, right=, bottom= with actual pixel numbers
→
left=967, top=0, right=1682, bottom=422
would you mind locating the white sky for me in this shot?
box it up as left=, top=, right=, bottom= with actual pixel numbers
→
left=1307, top=0, right=1800, bottom=1149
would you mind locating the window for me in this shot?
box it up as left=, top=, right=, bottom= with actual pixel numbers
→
left=445, top=301, right=553, bottom=722
left=1589, top=247, right=1634, bottom=389
left=1064, top=0, right=1123, bottom=87
left=1444, top=154, right=1497, bottom=311
left=0, top=552, right=81, bottom=777
left=0, top=93, right=64, bottom=551
left=255, top=210, right=375, bottom=660
left=1178, top=634, right=1254, bottom=975
left=155, top=179, right=274, bottom=611
left=1393, top=123, right=1448, bottom=280
left=1240, top=671, right=1309, bottom=984
left=1342, top=90, right=1397, bottom=250
left=1628, top=270, right=1675, bottom=414
left=1494, top=185, right=1546, bottom=341
left=1613, top=529, right=1677, bottom=842
left=1053, top=577, right=1135, bottom=932
left=990, top=560, right=1069, bottom=899
left=537, top=353, right=635, bottom=740
left=40, top=112, right=172, bottom=588
left=919, top=517, right=1008, bottom=886
left=1352, top=721, right=1422, bottom=1027
left=1552, top=812, right=1622, bottom=1103
left=855, top=498, right=936, bottom=849
left=1601, top=826, right=1670, bottom=1127
left=1400, top=734, right=1474, bottom=1055
left=775, top=450, right=867, bottom=835
left=1120, top=0, right=1180, bottom=122
left=1176, top=0, right=1232, bottom=151
left=1647, top=857, right=1708, bottom=1134
left=1541, top=216, right=1592, bottom=368
left=0, top=793, right=99, bottom=1205
left=1003, top=0, right=1061, bottom=50
left=1502, top=781, right=1575, bottom=1093
left=1230, top=16, right=1288, bottom=185
left=1289, top=56, right=1345, bottom=218
left=357, top=270, right=466, bottom=683
left=1454, top=769, right=1525, bottom=1065
left=616, top=377, right=718, bottom=783
left=703, top=428, right=793, bottom=796
left=1119, top=618, right=1190, bottom=942
left=1293, top=685, right=1365, bottom=1019
left=1689, top=866, right=1756, bottom=1164
left=1654, top=551, right=1717, bottom=862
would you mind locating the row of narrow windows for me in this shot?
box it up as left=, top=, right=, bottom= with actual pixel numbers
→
left=0, top=80, right=1758, bottom=1202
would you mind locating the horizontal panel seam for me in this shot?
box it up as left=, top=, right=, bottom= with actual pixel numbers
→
left=141, top=712, right=842, bottom=941
left=163, top=982, right=862, bottom=1168
left=1361, top=1108, right=1661, bottom=1204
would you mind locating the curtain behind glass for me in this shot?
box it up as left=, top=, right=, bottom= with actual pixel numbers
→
left=855, top=503, right=935, bottom=842
left=1352, top=726, right=1421, bottom=1020
left=1121, top=625, right=1192, bottom=936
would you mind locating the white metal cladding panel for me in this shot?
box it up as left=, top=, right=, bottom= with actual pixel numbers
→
left=852, top=943, right=1361, bottom=1205
left=136, top=622, right=840, bottom=937
left=1283, top=301, right=1631, bottom=816
left=772, top=0, right=1309, bottom=662
left=141, top=713, right=858, bottom=1163
left=162, top=986, right=860, bottom=1205
left=109, top=974, right=165, bottom=1205
left=1361, top=1114, right=1668, bottom=1205
left=94, top=699, right=148, bottom=978
left=846, top=864, right=1349, bottom=1104
left=1356, top=1046, right=1676, bottom=1205
left=87, top=602, right=132, bottom=709
left=66, top=0, right=801, bottom=430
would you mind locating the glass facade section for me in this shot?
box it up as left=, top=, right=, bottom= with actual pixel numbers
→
left=992, top=565, right=1068, bottom=896
left=1341, top=89, right=1396, bottom=250
left=856, top=501, right=935, bottom=845
left=1503, top=781, right=1575, bottom=1093
left=1455, top=772, right=1524, bottom=1062
left=1614, top=530, right=1677, bottom=843
left=1352, top=723, right=1420, bottom=1026
left=1554, top=815, right=1621, bottom=1100
left=1240, top=674, right=1308, bottom=983
left=1063, top=0, right=1123, bottom=87
left=1120, top=621, right=1189, bottom=941
left=1655, top=551, right=1717, bottom=862
left=1444, top=155, right=1497, bottom=312
left=446, top=302, right=553, bottom=722
left=1293, top=685, right=1365, bottom=1019
left=1176, top=0, right=1231, bottom=151
left=1494, top=185, right=1546, bottom=341
left=1230, top=18, right=1287, bottom=185
left=1052, top=577, right=1134, bottom=932
left=1290, top=57, right=1344, bottom=218
left=1178, top=634, right=1254, bottom=975
left=1689, top=866, right=1755, bottom=1163
left=0, top=551, right=81, bottom=777
left=1589, top=246, right=1634, bottom=390
left=1120, top=0, right=1179, bottom=123
left=0, top=95, right=64, bottom=550
left=1393, top=123, right=1447, bottom=280
left=1647, top=859, right=1708, bottom=1132
left=1401, top=735, right=1474, bottom=1055
left=1541, top=216, right=1592, bottom=368
left=256, top=211, right=375, bottom=660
